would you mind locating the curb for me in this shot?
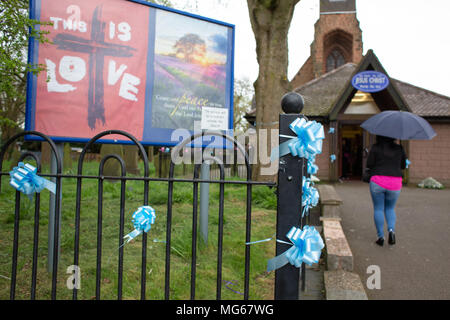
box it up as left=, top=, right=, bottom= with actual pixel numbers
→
left=318, top=184, right=368, bottom=300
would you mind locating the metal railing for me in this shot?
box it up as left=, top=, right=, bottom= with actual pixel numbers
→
left=0, top=130, right=278, bottom=300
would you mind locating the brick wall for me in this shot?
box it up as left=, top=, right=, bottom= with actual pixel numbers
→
left=291, top=57, right=314, bottom=89
left=316, top=123, right=331, bottom=180
left=291, top=12, right=363, bottom=89
left=409, top=123, right=450, bottom=186
left=311, top=13, right=363, bottom=78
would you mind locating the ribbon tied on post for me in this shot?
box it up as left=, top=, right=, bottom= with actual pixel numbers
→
left=9, top=162, right=56, bottom=199
left=123, top=206, right=156, bottom=244
left=271, top=118, right=325, bottom=162
left=302, top=177, right=319, bottom=217
left=267, top=225, right=324, bottom=272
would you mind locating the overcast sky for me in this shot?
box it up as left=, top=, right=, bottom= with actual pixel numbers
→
left=172, top=0, right=450, bottom=97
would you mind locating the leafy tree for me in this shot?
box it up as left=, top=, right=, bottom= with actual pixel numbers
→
left=233, top=77, right=253, bottom=133
left=0, top=0, right=51, bottom=143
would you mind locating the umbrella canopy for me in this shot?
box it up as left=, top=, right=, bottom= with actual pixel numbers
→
left=360, top=111, right=436, bottom=140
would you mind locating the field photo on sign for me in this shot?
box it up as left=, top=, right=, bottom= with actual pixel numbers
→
left=151, top=10, right=230, bottom=130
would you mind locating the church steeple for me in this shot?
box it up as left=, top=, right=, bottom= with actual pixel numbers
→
left=291, top=0, right=363, bottom=88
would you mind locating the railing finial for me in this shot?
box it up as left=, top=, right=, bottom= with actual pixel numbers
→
left=281, top=92, right=304, bottom=114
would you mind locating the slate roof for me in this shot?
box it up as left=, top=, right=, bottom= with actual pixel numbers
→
left=293, top=63, right=357, bottom=117
left=391, top=79, right=450, bottom=117
left=292, top=63, right=450, bottom=118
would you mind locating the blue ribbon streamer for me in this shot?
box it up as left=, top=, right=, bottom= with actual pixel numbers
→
left=123, top=206, right=156, bottom=244
left=307, top=157, right=319, bottom=175
left=9, top=162, right=56, bottom=199
left=406, top=159, right=411, bottom=168
left=267, top=226, right=324, bottom=272
left=302, top=177, right=319, bottom=217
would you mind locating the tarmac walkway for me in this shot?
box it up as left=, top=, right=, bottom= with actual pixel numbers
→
left=334, top=181, right=450, bottom=300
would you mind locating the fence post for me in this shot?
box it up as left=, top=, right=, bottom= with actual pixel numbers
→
left=48, top=142, right=63, bottom=273
left=275, top=92, right=305, bottom=300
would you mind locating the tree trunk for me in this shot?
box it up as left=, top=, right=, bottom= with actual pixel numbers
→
left=247, top=0, right=300, bottom=181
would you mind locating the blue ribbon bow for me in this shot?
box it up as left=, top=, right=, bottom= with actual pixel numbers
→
left=271, top=118, right=325, bottom=162
left=267, top=225, right=324, bottom=272
left=328, top=128, right=335, bottom=134
left=9, top=162, right=56, bottom=198
left=286, top=118, right=325, bottom=160
left=330, top=154, right=336, bottom=163
left=123, top=206, right=156, bottom=244
left=302, top=177, right=319, bottom=217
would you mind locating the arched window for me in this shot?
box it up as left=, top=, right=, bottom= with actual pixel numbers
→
left=326, top=49, right=346, bottom=73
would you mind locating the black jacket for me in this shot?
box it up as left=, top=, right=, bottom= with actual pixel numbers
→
left=366, top=141, right=407, bottom=177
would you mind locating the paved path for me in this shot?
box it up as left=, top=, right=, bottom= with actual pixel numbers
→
left=334, top=181, right=450, bottom=300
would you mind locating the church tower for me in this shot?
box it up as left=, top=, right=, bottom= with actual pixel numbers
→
left=291, top=0, right=363, bottom=88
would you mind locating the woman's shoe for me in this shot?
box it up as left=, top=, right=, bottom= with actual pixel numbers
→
left=375, top=237, right=384, bottom=246
left=388, top=231, right=396, bottom=245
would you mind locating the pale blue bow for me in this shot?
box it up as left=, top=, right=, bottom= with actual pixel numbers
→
left=271, top=118, right=325, bottom=162
left=328, top=128, right=335, bottom=134
left=302, top=177, right=319, bottom=217
left=330, top=154, right=336, bottom=163
left=286, top=118, right=324, bottom=160
left=123, top=206, right=156, bottom=244
left=9, top=162, right=56, bottom=199
left=267, top=225, right=324, bottom=272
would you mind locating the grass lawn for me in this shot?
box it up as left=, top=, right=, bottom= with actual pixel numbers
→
left=0, top=159, right=278, bottom=300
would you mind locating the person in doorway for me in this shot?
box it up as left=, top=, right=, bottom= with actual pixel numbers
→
left=366, top=135, right=407, bottom=246
left=341, top=139, right=352, bottom=179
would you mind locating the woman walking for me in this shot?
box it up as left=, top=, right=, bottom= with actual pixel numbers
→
left=366, top=135, right=407, bottom=246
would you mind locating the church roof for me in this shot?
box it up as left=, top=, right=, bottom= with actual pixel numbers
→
left=391, top=80, right=450, bottom=118
left=293, top=61, right=450, bottom=119
left=293, top=63, right=356, bottom=117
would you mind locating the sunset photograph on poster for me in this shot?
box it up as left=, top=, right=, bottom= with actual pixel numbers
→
left=151, top=9, right=231, bottom=131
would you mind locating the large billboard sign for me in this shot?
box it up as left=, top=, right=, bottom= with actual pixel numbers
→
left=26, top=0, right=234, bottom=146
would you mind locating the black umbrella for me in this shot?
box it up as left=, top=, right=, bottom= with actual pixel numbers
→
left=360, top=111, right=436, bottom=140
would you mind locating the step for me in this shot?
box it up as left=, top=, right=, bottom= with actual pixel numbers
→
left=324, top=270, right=368, bottom=300
left=322, top=219, right=353, bottom=271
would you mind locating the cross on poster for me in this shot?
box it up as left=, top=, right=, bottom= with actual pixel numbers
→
left=26, top=0, right=234, bottom=146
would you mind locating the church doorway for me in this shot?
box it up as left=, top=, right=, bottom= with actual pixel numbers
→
left=339, top=124, right=363, bottom=180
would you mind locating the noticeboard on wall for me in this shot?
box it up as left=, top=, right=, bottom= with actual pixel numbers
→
left=26, top=0, right=234, bottom=146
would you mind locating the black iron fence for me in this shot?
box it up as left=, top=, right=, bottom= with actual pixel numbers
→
left=0, top=100, right=314, bottom=300
left=0, top=129, right=282, bottom=300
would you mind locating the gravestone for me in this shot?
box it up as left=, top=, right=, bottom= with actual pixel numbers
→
left=100, top=144, right=124, bottom=180
left=122, top=145, right=140, bottom=175
left=41, top=143, right=73, bottom=171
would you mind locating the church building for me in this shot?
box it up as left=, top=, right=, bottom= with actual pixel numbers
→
left=248, top=0, right=450, bottom=186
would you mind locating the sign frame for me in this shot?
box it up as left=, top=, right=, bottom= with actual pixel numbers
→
left=25, top=0, right=235, bottom=147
